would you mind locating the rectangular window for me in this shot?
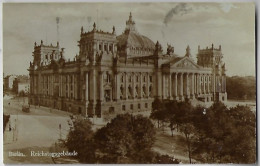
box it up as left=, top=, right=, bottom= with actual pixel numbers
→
left=99, top=44, right=102, bottom=50
left=138, top=103, right=141, bottom=109
left=122, top=105, right=125, bottom=111
left=145, top=103, right=148, bottom=108
left=130, top=104, right=133, bottom=110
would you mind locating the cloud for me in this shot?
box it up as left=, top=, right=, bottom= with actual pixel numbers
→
left=163, top=3, right=192, bottom=26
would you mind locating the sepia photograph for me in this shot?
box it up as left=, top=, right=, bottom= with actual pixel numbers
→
left=2, top=2, right=256, bottom=164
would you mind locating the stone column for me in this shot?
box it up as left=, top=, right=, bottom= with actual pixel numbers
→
left=197, top=74, right=201, bottom=95
left=51, top=75, right=53, bottom=96
left=174, top=73, right=178, bottom=100
left=169, top=73, right=172, bottom=99
left=191, top=73, right=195, bottom=99
left=75, top=74, right=77, bottom=99
left=99, top=72, right=104, bottom=101
left=179, top=73, right=183, bottom=100
left=96, top=41, right=99, bottom=51
left=58, top=75, right=60, bottom=97
left=207, top=75, right=210, bottom=94
left=186, top=73, right=189, bottom=98
left=67, top=75, right=70, bottom=98
left=223, top=75, right=226, bottom=92
left=60, top=75, right=62, bottom=97
left=216, top=75, right=219, bottom=92
left=203, top=74, right=206, bottom=94
left=132, top=74, right=135, bottom=99
left=43, top=75, right=44, bottom=95
left=48, top=75, right=50, bottom=96
left=125, top=73, right=128, bottom=100
left=140, top=73, right=143, bottom=98
left=162, top=74, right=166, bottom=99
left=86, top=72, right=89, bottom=101
left=49, top=75, right=51, bottom=96
left=194, top=73, right=197, bottom=95
left=146, top=73, right=149, bottom=98
left=212, top=74, right=215, bottom=94
left=72, top=74, right=75, bottom=99
left=33, top=76, right=36, bottom=94
left=115, top=72, right=120, bottom=101
left=89, top=69, right=97, bottom=107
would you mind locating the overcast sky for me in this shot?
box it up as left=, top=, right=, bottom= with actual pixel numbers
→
left=3, top=2, right=255, bottom=76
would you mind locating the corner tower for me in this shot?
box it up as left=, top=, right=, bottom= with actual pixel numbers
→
left=78, top=23, right=117, bottom=64
left=197, top=44, right=227, bottom=101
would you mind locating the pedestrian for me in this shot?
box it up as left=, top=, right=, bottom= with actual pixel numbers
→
left=9, top=124, right=11, bottom=131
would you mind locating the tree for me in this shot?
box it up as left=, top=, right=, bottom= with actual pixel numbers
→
left=179, top=123, right=196, bottom=164
left=94, top=113, right=156, bottom=163
left=150, top=98, right=165, bottom=128
left=226, top=76, right=256, bottom=100
left=64, top=116, right=96, bottom=163
left=223, top=105, right=256, bottom=163
left=166, top=100, right=193, bottom=133
left=191, top=102, right=256, bottom=164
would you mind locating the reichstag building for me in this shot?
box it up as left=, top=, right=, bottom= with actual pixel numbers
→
left=28, top=13, right=227, bottom=117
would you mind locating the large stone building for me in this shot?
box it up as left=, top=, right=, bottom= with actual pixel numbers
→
left=28, top=13, right=227, bottom=117
left=13, top=75, right=30, bottom=95
left=4, top=75, right=17, bottom=91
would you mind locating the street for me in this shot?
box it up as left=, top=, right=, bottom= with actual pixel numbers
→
left=3, top=96, right=71, bottom=164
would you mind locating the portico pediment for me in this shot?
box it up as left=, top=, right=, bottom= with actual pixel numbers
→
left=168, top=57, right=200, bottom=69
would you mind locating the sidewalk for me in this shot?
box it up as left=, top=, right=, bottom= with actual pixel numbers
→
left=4, top=115, right=18, bottom=144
